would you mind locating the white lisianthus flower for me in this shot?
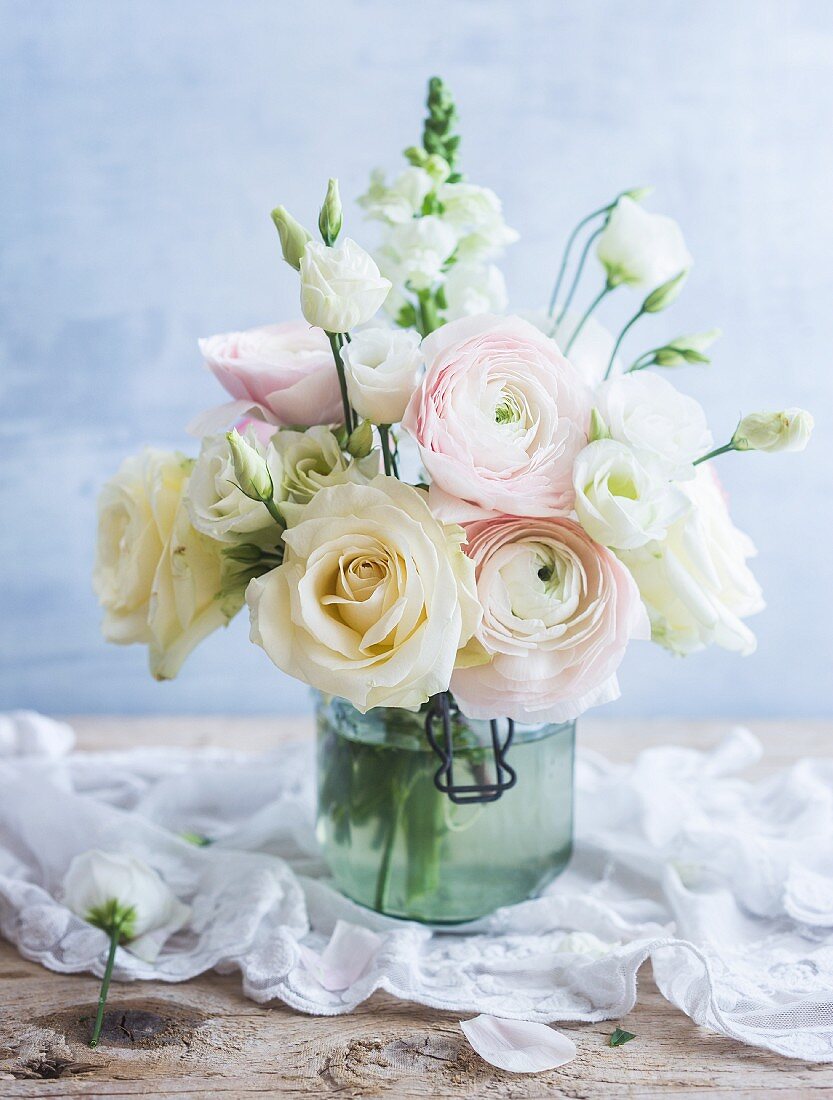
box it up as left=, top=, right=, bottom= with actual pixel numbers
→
left=444, top=263, right=507, bottom=320
left=247, top=477, right=481, bottom=712
left=520, top=308, right=618, bottom=387
left=437, top=182, right=519, bottom=260
left=272, top=425, right=379, bottom=507
left=573, top=440, right=690, bottom=550
left=62, top=850, right=190, bottom=962
left=733, top=408, right=814, bottom=453
left=186, top=428, right=284, bottom=544
left=597, top=372, right=713, bottom=478
left=618, top=466, right=765, bottom=656
left=93, top=449, right=243, bottom=679
left=596, top=196, right=692, bottom=290
left=358, top=167, right=434, bottom=224
left=300, top=239, right=391, bottom=332
left=341, top=327, right=423, bottom=425
left=378, top=216, right=458, bottom=291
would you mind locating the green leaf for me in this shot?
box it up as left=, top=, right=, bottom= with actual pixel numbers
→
left=395, top=303, right=417, bottom=329
left=608, top=1027, right=636, bottom=1047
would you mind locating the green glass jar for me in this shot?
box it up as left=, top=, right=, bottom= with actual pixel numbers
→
left=315, top=693, right=575, bottom=923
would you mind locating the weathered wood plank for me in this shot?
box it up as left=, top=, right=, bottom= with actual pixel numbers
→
left=1, top=717, right=831, bottom=1095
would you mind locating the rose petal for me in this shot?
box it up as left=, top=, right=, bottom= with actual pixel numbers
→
left=297, top=920, right=383, bottom=991
left=460, top=1014, right=577, bottom=1074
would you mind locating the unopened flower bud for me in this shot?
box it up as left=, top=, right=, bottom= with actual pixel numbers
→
left=318, top=178, right=343, bottom=246
left=732, top=409, right=814, bottom=453
left=346, top=418, right=374, bottom=459
left=226, top=430, right=274, bottom=502
left=588, top=407, right=611, bottom=442
left=642, top=269, right=689, bottom=314
left=271, top=206, right=312, bottom=270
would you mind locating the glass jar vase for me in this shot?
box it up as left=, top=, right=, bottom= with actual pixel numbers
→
left=315, top=692, right=575, bottom=923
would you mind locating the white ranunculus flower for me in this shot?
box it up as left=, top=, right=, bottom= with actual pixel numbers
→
left=443, top=263, right=507, bottom=321
left=437, top=182, right=518, bottom=260
left=186, top=428, right=284, bottom=544
left=93, top=449, right=243, bottom=679
left=573, top=440, right=690, bottom=550
left=341, top=327, right=423, bottom=425
left=597, top=372, right=713, bottom=478
left=247, top=476, right=481, bottom=712
left=272, top=425, right=379, bottom=507
left=618, top=466, right=764, bottom=656
left=733, top=408, right=814, bottom=453
left=520, top=308, right=619, bottom=387
left=358, top=167, right=434, bottom=224
left=62, top=850, right=190, bottom=961
left=596, top=196, right=692, bottom=290
left=378, top=216, right=458, bottom=292
left=300, top=239, right=391, bottom=333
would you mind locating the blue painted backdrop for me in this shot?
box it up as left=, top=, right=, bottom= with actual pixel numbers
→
left=1, top=0, right=831, bottom=716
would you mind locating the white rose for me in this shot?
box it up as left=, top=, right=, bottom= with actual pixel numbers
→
left=733, top=408, right=814, bottom=453
left=186, top=428, right=284, bottom=544
left=436, top=182, right=518, bottom=260
left=520, top=308, right=619, bottom=387
left=358, top=167, right=434, bottom=224
left=597, top=372, right=713, bottom=478
left=62, top=850, right=190, bottom=961
left=618, top=466, right=764, bottom=655
left=444, top=263, right=507, bottom=321
left=300, top=239, right=391, bottom=332
left=247, top=476, right=481, bottom=712
left=573, top=440, right=690, bottom=550
left=341, top=327, right=423, bottom=425
left=596, top=196, right=692, bottom=290
left=93, top=449, right=242, bottom=680
left=378, top=215, right=458, bottom=292
left=272, top=425, right=378, bottom=507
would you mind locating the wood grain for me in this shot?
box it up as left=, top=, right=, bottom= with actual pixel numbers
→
left=1, top=717, right=831, bottom=1097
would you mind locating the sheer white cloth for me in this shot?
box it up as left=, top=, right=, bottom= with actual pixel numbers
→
left=1, top=712, right=832, bottom=1062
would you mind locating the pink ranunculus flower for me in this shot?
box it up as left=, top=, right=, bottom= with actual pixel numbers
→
left=401, top=315, right=592, bottom=521
left=191, top=321, right=343, bottom=434
left=451, top=515, right=650, bottom=724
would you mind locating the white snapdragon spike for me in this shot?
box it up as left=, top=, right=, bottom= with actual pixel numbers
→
left=597, top=372, right=712, bottom=479
left=597, top=196, right=692, bottom=290
left=520, top=308, right=619, bottom=386
left=443, top=263, right=507, bottom=320
left=299, top=239, right=391, bottom=333
left=271, top=425, right=379, bottom=509
left=378, top=216, right=458, bottom=292
left=341, top=327, right=424, bottom=425
left=460, top=1015, right=577, bottom=1073
left=62, top=850, right=190, bottom=962
left=573, top=440, right=690, bottom=550
left=733, top=408, right=814, bottom=453
left=186, top=429, right=284, bottom=544
left=437, top=181, right=519, bottom=261
left=618, top=466, right=765, bottom=656
left=358, top=167, right=435, bottom=224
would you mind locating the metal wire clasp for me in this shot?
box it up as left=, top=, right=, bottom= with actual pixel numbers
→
left=424, top=693, right=517, bottom=804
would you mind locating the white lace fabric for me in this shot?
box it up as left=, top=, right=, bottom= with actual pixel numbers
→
left=1, top=712, right=831, bottom=1062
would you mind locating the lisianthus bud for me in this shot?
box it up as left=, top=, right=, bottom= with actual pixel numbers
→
left=299, top=239, right=391, bottom=333
left=642, top=269, right=689, bottom=313
left=588, top=407, right=611, bottom=442
left=226, top=429, right=274, bottom=502
left=318, top=178, right=343, bottom=246
left=346, top=418, right=374, bottom=459
left=270, top=206, right=312, bottom=270
left=653, top=329, right=721, bottom=366
left=732, top=409, right=814, bottom=453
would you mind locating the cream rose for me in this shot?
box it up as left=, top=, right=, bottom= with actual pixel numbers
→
left=272, top=425, right=379, bottom=507
left=93, top=449, right=242, bottom=680
left=452, top=516, right=650, bottom=723
left=246, top=477, right=481, bottom=712
left=341, top=327, right=423, bottom=425
left=402, top=314, right=592, bottom=520
left=300, top=239, right=391, bottom=333
left=618, top=466, right=765, bottom=655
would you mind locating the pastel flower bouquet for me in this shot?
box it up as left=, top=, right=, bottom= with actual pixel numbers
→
left=95, top=78, right=812, bottom=923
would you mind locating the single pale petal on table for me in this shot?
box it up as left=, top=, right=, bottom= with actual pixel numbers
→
left=460, top=1014, right=577, bottom=1073
left=297, top=920, right=383, bottom=992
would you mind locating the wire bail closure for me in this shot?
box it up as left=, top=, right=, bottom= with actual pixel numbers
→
left=424, top=693, right=517, bottom=804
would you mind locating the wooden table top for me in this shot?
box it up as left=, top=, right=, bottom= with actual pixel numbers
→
left=1, top=716, right=832, bottom=1098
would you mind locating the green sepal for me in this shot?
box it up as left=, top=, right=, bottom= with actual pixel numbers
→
left=86, top=898, right=138, bottom=940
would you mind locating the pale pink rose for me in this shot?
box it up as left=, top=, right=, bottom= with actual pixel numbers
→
left=402, top=315, right=591, bottom=520
left=191, top=321, right=343, bottom=434
left=452, top=515, right=650, bottom=723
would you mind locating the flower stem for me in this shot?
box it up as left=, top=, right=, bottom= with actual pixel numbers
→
left=626, top=347, right=662, bottom=373
left=379, top=425, right=396, bottom=477
left=417, top=290, right=439, bottom=337
left=89, top=924, right=121, bottom=1048
left=603, top=308, right=644, bottom=381
left=565, top=285, right=611, bottom=356
left=693, top=441, right=737, bottom=465
left=547, top=205, right=610, bottom=318
left=326, top=331, right=354, bottom=433
left=554, top=225, right=604, bottom=328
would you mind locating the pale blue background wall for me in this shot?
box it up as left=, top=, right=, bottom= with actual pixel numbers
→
left=1, top=0, right=831, bottom=716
